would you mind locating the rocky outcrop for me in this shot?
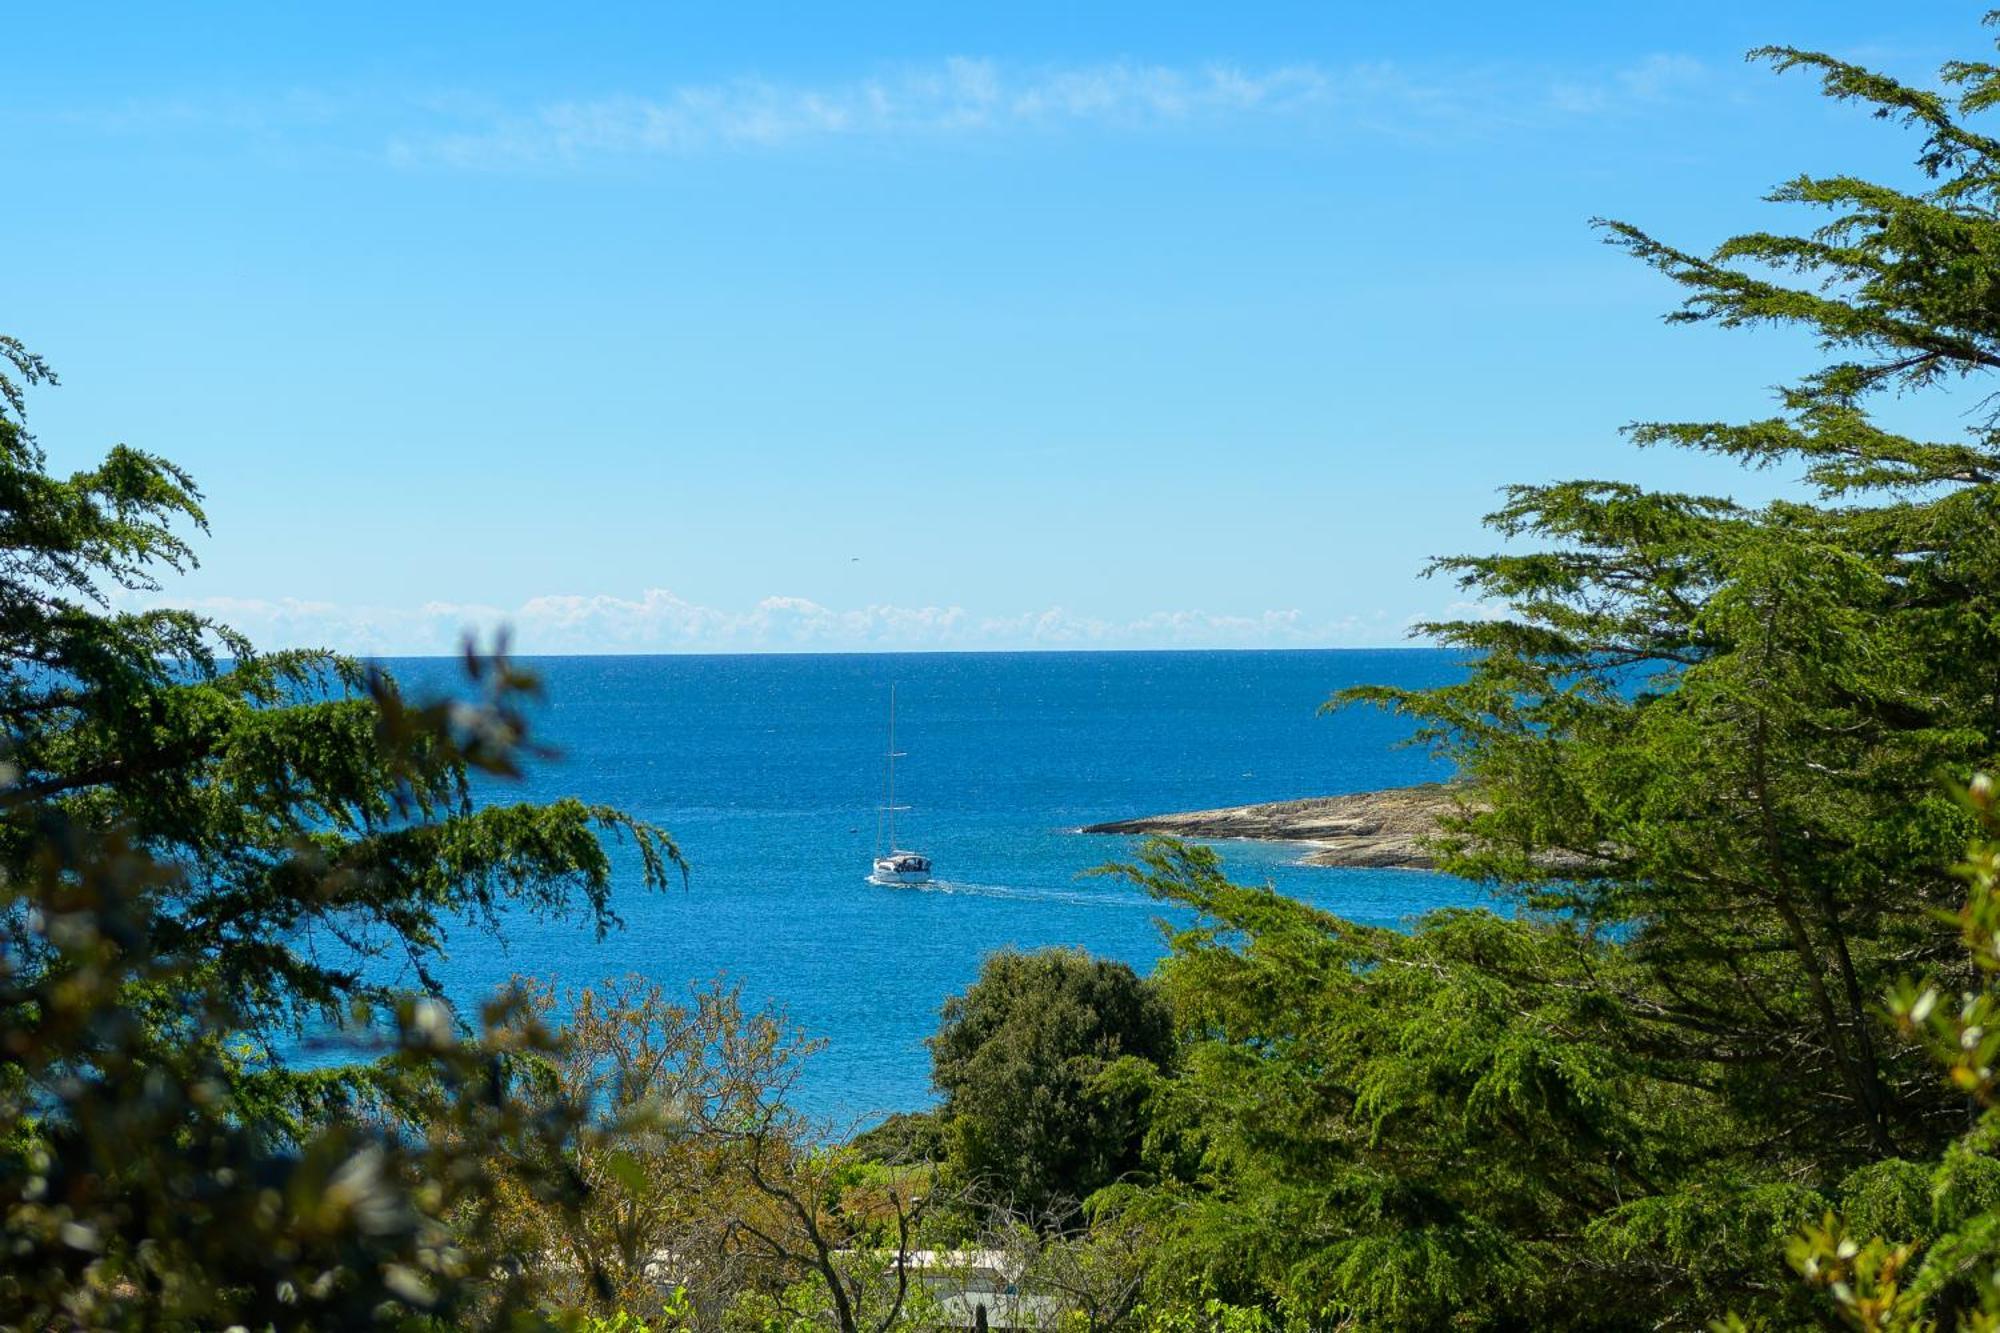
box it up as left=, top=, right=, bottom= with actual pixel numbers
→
left=1080, top=783, right=1470, bottom=870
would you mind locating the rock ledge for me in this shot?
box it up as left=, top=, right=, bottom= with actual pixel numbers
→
left=1080, top=783, right=1466, bottom=870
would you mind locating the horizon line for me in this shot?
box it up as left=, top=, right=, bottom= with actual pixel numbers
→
left=331, top=642, right=1448, bottom=661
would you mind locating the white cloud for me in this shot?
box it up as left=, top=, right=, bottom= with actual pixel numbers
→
left=139, top=587, right=1422, bottom=655
left=1548, top=52, right=1711, bottom=115
left=384, top=53, right=1709, bottom=170
left=390, top=59, right=1345, bottom=168
left=28, top=52, right=1718, bottom=169
left=1432, top=599, right=1511, bottom=624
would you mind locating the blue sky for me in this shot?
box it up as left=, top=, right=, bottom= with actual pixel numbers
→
left=3, top=3, right=1985, bottom=653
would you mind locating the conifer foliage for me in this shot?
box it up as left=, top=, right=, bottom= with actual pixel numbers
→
left=1117, top=24, right=2000, bottom=1329
left=0, top=337, right=682, bottom=1327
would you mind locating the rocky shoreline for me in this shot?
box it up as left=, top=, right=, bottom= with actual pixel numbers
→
left=1080, top=782, right=1467, bottom=869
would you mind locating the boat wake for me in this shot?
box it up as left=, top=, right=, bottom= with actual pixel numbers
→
left=866, top=875, right=1155, bottom=910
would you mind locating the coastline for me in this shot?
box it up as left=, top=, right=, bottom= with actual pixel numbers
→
left=1080, top=783, right=1467, bottom=870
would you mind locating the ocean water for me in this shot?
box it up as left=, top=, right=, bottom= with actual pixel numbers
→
left=376, top=649, right=1489, bottom=1122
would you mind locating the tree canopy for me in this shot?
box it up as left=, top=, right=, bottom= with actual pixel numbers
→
left=0, top=332, right=681, bottom=1054
left=1105, top=23, right=2000, bottom=1329
left=25, top=11, right=2000, bottom=1331
left=0, top=338, right=683, bottom=1327
left=929, top=948, right=1174, bottom=1217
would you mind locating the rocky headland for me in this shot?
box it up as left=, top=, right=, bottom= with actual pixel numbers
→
left=1080, top=782, right=1469, bottom=870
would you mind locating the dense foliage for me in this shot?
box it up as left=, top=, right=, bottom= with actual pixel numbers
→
left=1713, top=774, right=2000, bottom=1331
left=488, top=974, right=945, bottom=1333
left=1086, top=24, right=2000, bottom=1331
left=0, top=661, right=644, bottom=1328
left=927, top=948, right=1174, bottom=1217
left=0, top=332, right=681, bottom=1031
left=27, top=13, right=2000, bottom=1332
left=0, top=338, right=682, bottom=1327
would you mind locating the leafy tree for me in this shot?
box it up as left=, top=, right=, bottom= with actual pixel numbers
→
left=1716, top=776, right=2000, bottom=1330
left=1336, top=27, right=2000, bottom=1169
left=0, top=335, right=681, bottom=1065
left=848, top=1112, right=949, bottom=1168
left=1342, top=6, right=2000, bottom=1270
left=0, top=664, right=620, bottom=1329
left=1112, top=19, right=2000, bottom=1328
left=930, top=948, right=1174, bottom=1217
left=0, top=335, right=682, bottom=1326
left=1114, top=841, right=1806, bottom=1329
left=487, top=974, right=825, bottom=1321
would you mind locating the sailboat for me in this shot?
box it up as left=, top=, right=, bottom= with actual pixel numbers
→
left=870, top=684, right=932, bottom=885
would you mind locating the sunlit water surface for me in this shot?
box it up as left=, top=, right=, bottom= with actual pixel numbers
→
left=356, top=650, right=1489, bottom=1120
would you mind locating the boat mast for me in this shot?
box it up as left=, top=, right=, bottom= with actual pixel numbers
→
left=880, top=683, right=910, bottom=853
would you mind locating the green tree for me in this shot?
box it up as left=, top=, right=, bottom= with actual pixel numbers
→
left=1337, top=29, right=2000, bottom=1167
left=1336, top=10, right=2000, bottom=1234
left=0, top=815, right=625, bottom=1330
left=0, top=336, right=680, bottom=1059
left=1115, top=841, right=1797, bottom=1330
left=1717, top=776, right=2000, bottom=1330
left=1114, top=19, right=2000, bottom=1329
left=930, top=948, right=1174, bottom=1217
left=0, top=335, right=682, bottom=1327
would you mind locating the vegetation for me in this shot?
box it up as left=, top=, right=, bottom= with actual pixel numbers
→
left=0, top=335, right=681, bottom=1327
left=926, top=949, right=1174, bottom=1216
left=1715, top=775, right=2000, bottom=1332
left=19, top=13, right=2000, bottom=1333
left=0, top=335, right=681, bottom=1044
left=487, top=976, right=946, bottom=1333
left=1084, top=22, right=2000, bottom=1330
left=0, top=809, right=600, bottom=1329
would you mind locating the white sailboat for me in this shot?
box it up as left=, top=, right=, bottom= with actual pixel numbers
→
left=870, top=684, right=932, bottom=885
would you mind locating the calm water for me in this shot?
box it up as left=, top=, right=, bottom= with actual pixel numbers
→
left=376, top=649, right=1489, bottom=1121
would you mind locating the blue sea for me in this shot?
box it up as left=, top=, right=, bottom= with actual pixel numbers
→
left=378, top=649, right=1488, bottom=1122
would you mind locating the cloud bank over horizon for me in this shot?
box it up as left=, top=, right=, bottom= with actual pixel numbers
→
left=135, top=587, right=1463, bottom=656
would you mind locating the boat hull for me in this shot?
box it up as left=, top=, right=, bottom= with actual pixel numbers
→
left=871, top=855, right=932, bottom=886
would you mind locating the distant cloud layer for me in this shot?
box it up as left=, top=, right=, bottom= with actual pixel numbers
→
left=149, top=588, right=1413, bottom=656
left=385, top=53, right=1713, bottom=169
left=29, top=51, right=1722, bottom=172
